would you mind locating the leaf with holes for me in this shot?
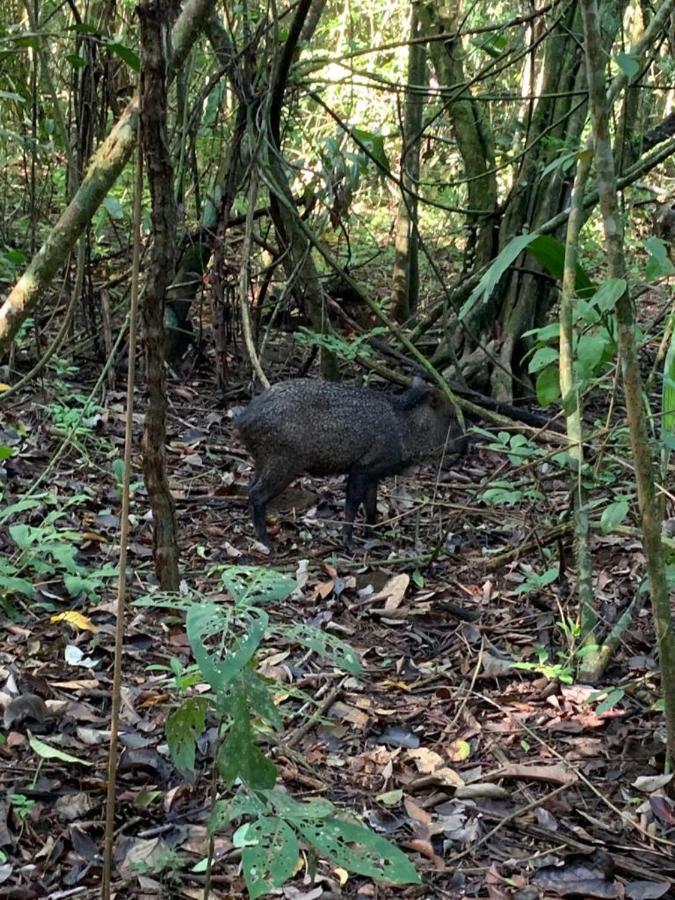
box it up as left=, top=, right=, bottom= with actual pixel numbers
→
left=166, top=697, right=208, bottom=773
left=238, top=816, right=300, bottom=899
left=295, top=816, right=420, bottom=884
left=187, top=602, right=267, bottom=692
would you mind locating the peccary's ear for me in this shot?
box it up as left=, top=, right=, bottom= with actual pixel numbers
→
left=402, top=376, right=431, bottom=408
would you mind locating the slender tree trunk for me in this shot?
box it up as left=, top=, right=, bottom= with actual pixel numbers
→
left=391, top=2, right=426, bottom=323
left=139, top=0, right=179, bottom=592
left=581, top=0, right=675, bottom=774
left=420, top=1, right=497, bottom=272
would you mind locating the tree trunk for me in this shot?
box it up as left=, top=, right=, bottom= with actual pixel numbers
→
left=390, top=2, right=426, bottom=323
left=139, top=0, right=179, bottom=592
left=420, top=0, right=497, bottom=273
left=580, top=0, right=675, bottom=773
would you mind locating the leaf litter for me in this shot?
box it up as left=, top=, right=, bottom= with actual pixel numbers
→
left=0, top=367, right=673, bottom=898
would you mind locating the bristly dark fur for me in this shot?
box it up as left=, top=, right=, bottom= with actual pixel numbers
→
left=234, top=377, right=464, bottom=547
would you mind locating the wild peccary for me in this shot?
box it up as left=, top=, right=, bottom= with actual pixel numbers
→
left=234, top=377, right=464, bottom=546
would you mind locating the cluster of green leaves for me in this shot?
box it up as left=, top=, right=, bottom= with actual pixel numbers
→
left=147, top=566, right=419, bottom=898
left=0, top=496, right=117, bottom=609
left=295, top=325, right=388, bottom=361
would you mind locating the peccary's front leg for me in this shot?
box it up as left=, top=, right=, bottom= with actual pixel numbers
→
left=248, top=464, right=296, bottom=546
left=344, top=471, right=370, bottom=547
left=364, top=480, right=378, bottom=525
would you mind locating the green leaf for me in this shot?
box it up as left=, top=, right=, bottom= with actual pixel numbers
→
left=576, top=330, right=610, bottom=377
left=459, top=232, right=538, bottom=321
left=522, top=322, right=560, bottom=343
left=242, top=669, right=284, bottom=730
left=527, top=235, right=595, bottom=298
left=616, top=52, right=640, bottom=78
left=187, top=602, right=268, bottom=692
left=28, top=732, right=91, bottom=765
left=165, top=697, right=208, bottom=772
left=595, top=687, right=624, bottom=714
left=103, top=196, right=124, bottom=221
left=295, top=816, right=420, bottom=884
left=239, top=817, right=300, bottom=899
left=0, top=575, right=35, bottom=598
left=600, top=499, right=629, bottom=533
left=209, top=795, right=268, bottom=833
left=267, top=790, right=335, bottom=821
left=528, top=346, right=559, bottom=374
left=592, top=277, right=626, bottom=312
left=536, top=366, right=560, bottom=406
left=645, top=237, right=675, bottom=281
left=65, top=53, right=86, bottom=69
left=283, top=624, right=361, bottom=675
left=218, top=566, right=296, bottom=606
left=217, top=684, right=277, bottom=790
left=0, top=445, right=13, bottom=460
left=351, top=127, right=390, bottom=174
left=105, top=40, right=140, bottom=72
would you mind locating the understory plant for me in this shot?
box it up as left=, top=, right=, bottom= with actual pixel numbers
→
left=140, top=566, right=420, bottom=898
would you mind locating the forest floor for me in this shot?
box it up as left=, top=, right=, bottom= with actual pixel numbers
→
left=1, top=355, right=674, bottom=900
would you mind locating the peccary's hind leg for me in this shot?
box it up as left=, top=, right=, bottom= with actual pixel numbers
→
left=344, top=472, right=370, bottom=547
left=364, top=480, right=378, bottom=525
left=247, top=462, right=296, bottom=545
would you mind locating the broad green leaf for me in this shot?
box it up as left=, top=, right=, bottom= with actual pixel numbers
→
left=28, top=732, right=91, bottom=765
left=616, top=52, right=640, bottom=78
left=239, top=817, right=300, bottom=899
left=645, top=238, right=675, bottom=281
left=600, top=499, right=629, bottom=533
left=459, top=232, right=538, bottom=321
left=528, top=346, right=559, bottom=374
left=267, top=790, right=335, bottom=820
left=0, top=575, right=35, bottom=598
left=295, top=816, right=420, bottom=884
left=187, top=602, right=268, bottom=692
left=209, top=794, right=268, bottom=833
left=522, top=322, right=560, bottom=343
left=242, top=669, right=284, bottom=730
left=9, top=523, right=35, bottom=549
left=0, top=445, right=13, bottom=460
left=536, top=366, right=560, bottom=406
left=217, top=684, right=277, bottom=790
left=595, top=687, right=624, bottom=714
left=165, top=697, right=208, bottom=772
left=283, top=624, right=361, bottom=675
left=592, top=278, right=626, bottom=312
left=576, top=331, right=610, bottom=376
left=218, top=566, right=296, bottom=606
left=105, top=41, right=140, bottom=72
left=526, top=235, right=595, bottom=299
left=351, top=128, right=390, bottom=174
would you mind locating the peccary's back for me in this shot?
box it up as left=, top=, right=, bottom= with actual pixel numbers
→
left=235, top=377, right=464, bottom=482
left=235, top=379, right=406, bottom=475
